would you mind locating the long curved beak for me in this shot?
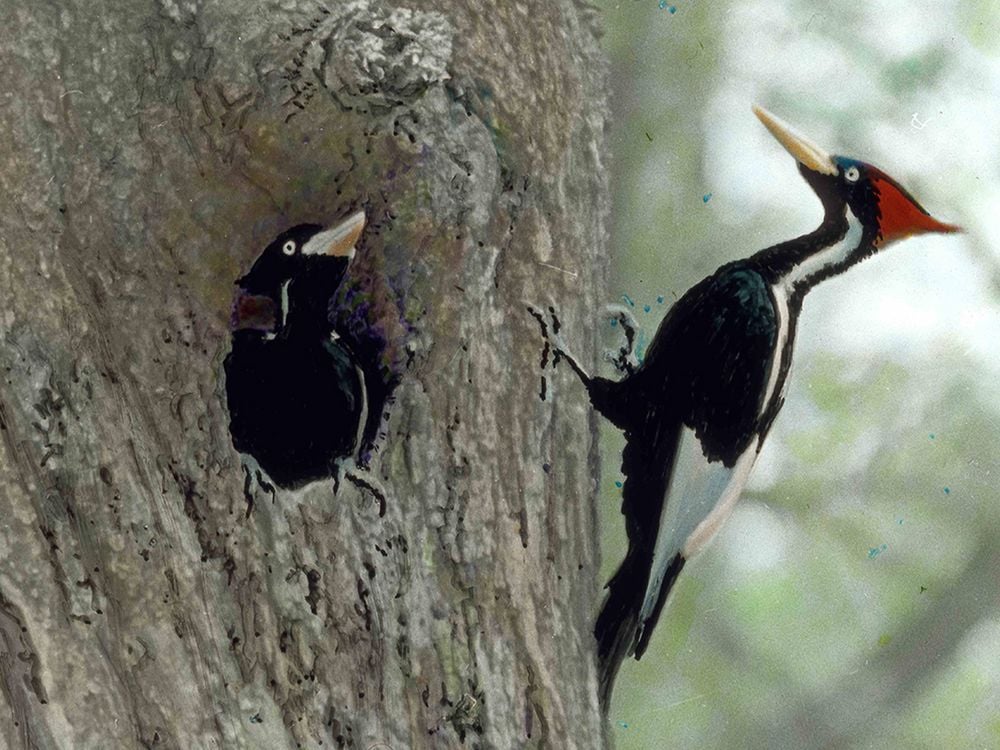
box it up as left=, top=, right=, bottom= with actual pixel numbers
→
left=302, top=210, right=366, bottom=259
left=753, top=105, right=838, bottom=176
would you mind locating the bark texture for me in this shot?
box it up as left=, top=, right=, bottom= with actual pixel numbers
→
left=0, top=0, right=609, bottom=748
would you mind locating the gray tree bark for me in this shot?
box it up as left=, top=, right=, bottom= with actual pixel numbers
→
left=0, top=0, right=610, bottom=748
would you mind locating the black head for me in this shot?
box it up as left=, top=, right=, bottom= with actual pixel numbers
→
left=828, top=156, right=960, bottom=248
left=231, top=212, right=366, bottom=334
left=237, top=213, right=365, bottom=297
left=755, top=106, right=960, bottom=249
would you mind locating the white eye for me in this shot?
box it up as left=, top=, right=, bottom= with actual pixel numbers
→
left=845, top=166, right=860, bottom=183
left=282, top=240, right=296, bottom=255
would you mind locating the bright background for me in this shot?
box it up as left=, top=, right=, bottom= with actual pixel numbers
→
left=594, top=2, right=1000, bottom=747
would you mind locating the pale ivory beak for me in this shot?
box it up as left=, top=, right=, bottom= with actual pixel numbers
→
left=301, top=210, right=367, bottom=258
left=753, top=105, right=838, bottom=176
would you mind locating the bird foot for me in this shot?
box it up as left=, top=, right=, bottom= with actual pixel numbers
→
left=526, top=304, right=591, bottom=386
left=241, top=457, right=276, bottom=516
left=333, top=457, right=388, bottom=517
left=602, top=303, right=639, bottom=375
left=332, top=456, right=355, bottom=495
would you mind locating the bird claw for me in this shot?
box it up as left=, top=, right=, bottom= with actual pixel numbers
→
left=333, top=457, right=388, bottom=517
left=332, top=456, right=357, bottom=495
left=241, top=456, right=276, bottom=516
left=602, top=303, right=639, bottom=375
left=526, top=304, right=590, bottom=384
left=528, top=301, right=640, bottom=380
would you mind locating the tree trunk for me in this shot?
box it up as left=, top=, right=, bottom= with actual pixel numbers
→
left=0, top=1, right=609, bottom=748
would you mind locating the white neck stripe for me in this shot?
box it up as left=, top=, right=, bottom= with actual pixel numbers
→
left=780, top=207, right=864, bottom=292
left=279, top=279, right=291, bottom=330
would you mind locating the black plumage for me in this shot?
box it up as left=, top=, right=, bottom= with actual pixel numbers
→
left=224, top=214, right=368, bottom=490
left=591, top=264, right=779, bottom=688
left=545, top=106, right=960, bottom=709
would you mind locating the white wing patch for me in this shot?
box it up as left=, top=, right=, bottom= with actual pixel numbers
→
left=639, top=427, right=759, bottom=623
left=638, top=247, right=815, bottom=631
left=681, top=447, right=757, bottom=557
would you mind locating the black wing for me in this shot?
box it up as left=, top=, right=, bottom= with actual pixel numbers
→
left=595, top=263, right=778, bottom=709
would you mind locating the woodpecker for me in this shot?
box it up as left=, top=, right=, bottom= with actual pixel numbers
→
left=224, top=211, right=369, bottom=491
left=547, top=106, right=961, bottom=709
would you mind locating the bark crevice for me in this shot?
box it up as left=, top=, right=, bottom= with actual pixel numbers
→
left=0, top=1, right=609, bottom=747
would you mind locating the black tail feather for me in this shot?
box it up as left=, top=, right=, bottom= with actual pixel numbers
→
left=634, top=553, right=685, bottom=659
left=595, top=552, right=642, bottom=713
left=595, top=550, right=686, bottom=712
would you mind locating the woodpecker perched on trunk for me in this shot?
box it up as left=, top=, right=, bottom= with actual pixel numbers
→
left=224, top=211, right=370, bottom=491
left=546, top=106, right=961, bottom=710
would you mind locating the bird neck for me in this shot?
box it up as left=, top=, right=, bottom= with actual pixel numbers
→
left=752, top=204, right=874, bottom=298
left=283, top=277, right=338, bottom=337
